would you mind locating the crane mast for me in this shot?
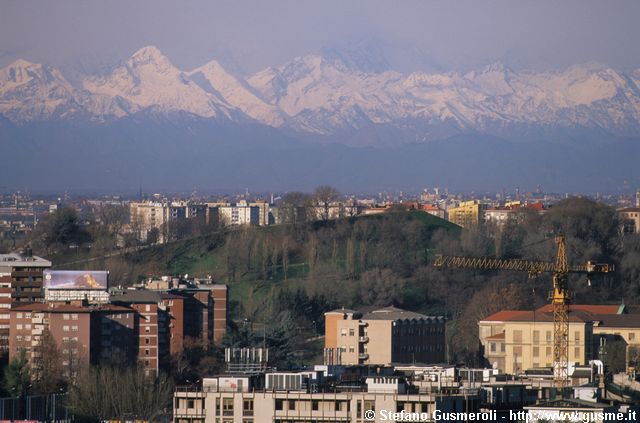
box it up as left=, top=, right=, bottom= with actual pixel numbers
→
left=433, top=235, right=612, bottom=389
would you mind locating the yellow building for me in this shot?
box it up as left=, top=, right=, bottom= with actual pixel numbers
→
left=447, top=200, right=487, bottom=228
left=324, top=306, right=446, bottom=366
left=479, top=304, right=640, bottom=374
left=479, top=310, right=593, bottom=374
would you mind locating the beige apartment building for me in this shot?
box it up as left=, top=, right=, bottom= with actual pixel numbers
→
left=174, top=376, right=478, bottom=423
left=479, top=304, right=640, bottom=374
left=479, top=310, right=594, bottom=374
left=324, top=306, right=446, bottom=365
left=619, top=207, right=640, bottom=234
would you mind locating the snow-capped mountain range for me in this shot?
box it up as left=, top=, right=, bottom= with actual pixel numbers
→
left=2, top=45, right=640, bottom=139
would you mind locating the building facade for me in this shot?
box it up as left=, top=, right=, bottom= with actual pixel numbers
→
left=325, top=307, right=446, bottom=366
left=447, top=201, right=487, bottom=228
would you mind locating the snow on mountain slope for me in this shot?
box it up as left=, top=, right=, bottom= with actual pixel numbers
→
left=2, top=46, right=640, bottom=139
left=0, top=59, right=84, bottom=122
left=82, top=46, right=234, bottom=119
left=188, top=60, right=285, bottom=126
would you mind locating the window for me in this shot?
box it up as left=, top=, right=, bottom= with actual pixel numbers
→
left=364, top=400, right=375, bottom=412
left=490, top=343, right=496, bottom=353
left=71, top=325, right=78, bottom=332
left=222, top=398, right=233, bottom=416
left=63, top=314, right=70, bottom=320
left=349, top=346, right=355, bottom=353
left=145, top=304, right=151, bottom=312
left=243, top=399, right=253, bottom=416
left=187, top=399, right=195, bottom=409
left=341, top=328, right=347, bottom=336
left=533, top=347, right=539, bottom=357
left=546, top=347, right=552, bottom=357
left=145, top=338, right=150, bottom=345
left=500, top=343, right=505, bottom=353
left=533, top=330, right=540, bottom=343
left=16, top=324, right=22, bottom=330
left=145, top=326, right=151, bottom=333
left=63, top=325, right=69, bottom=332
left=349, top=328, right=355, bottom=336
left=513, top=330, right=523, bottom=343
left=145, top=349, right=149, bottom=356
left=275, top=399, right=283, bottom=411
left=546, top=331, right=552, bottom=342
left=71, top=314, right=78, bottom=320
left=312, top=400, right=319, bottom=411
left=288, top=400, right=295, bottom=411
left=574, top=331, right=580, bottom=342
left=630, top=332, right=636, bottom=341
left=574, top=347, right=581, bottom=358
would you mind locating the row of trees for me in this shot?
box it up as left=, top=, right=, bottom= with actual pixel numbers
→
left=217, top=197, right=640, bottom=366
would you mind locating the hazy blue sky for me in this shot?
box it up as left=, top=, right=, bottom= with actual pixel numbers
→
left=1, top=0, right=639, bottom=74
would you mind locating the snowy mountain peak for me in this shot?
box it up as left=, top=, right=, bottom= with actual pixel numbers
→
left=2, top=53, right=640, bottom=138
left=125, top=45, right=177, bottom=75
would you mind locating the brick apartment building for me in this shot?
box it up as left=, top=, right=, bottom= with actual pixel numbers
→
left=9, top=303, right=137, bottom=377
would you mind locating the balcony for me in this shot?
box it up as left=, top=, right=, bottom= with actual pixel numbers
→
left=358, top=353, right=369, bottom=360
left=358, top=336, right=369, bottom=343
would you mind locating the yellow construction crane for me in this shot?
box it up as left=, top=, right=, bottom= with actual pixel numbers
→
left=433, top=235, right=613, bottom=388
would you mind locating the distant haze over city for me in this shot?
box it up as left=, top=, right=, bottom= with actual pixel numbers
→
left=1, top=1, right=640, bottom=193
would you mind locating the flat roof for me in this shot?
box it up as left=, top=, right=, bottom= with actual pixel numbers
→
left=0, top=253, right=51, bottom=267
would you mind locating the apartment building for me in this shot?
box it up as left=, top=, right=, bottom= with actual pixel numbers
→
left=325, top=306, right=446, bottom=366
left=479, top=310, right=594, bottom=374
left=484, top=202, right=546, bottom=229
left=110, top=290, right=171, bottom=374
left=447, top=200, right=487, bottom=228
left=0, top=251, right=51, bottom=303
left=0, top=252, right=51, bottom=356
left=618, top=207, right=640, bottom=234
left=8, top=303, right=136, bottom=376
left=172, top=284, right=228, bottom=346
left=174, top=372, right=480, bottom=423
left=479, top=304, right=640, bottom=374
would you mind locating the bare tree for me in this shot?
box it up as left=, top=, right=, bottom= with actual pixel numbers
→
left=313, top=186, right=340, bottom=221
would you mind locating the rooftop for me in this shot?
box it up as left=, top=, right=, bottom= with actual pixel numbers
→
left=362, top=306, right=444, bottom=322
left=536, top=304, right=624, bottom=315
left=11, top=302, right=133, bottom=313
left=0, top=253, right=51, bottom=268
left=480, top=310, right=530, bottom=322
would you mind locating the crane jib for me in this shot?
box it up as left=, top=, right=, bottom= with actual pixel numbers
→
left=432, top=254, right=613, bottom=275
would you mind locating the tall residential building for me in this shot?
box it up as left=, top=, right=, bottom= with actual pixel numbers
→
left=0, top=252, right=51, bottom=303
left=129, top=201, right=169, bottom=242
left=447, top=200, right=487, bottom=228
left=324, top=306, right=446, bottom=365
left=110, top=290, right=172, bottom=374
left=0, top=252, right=51, bottom=356
left=171, top=284, right=228, bottom=346
left=9, top=303, right=137, bottom=377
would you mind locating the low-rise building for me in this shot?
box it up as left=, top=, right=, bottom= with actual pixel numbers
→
left=618, top=207, right=640, bottom=234
left=479, top=304, right=640, bottom=374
